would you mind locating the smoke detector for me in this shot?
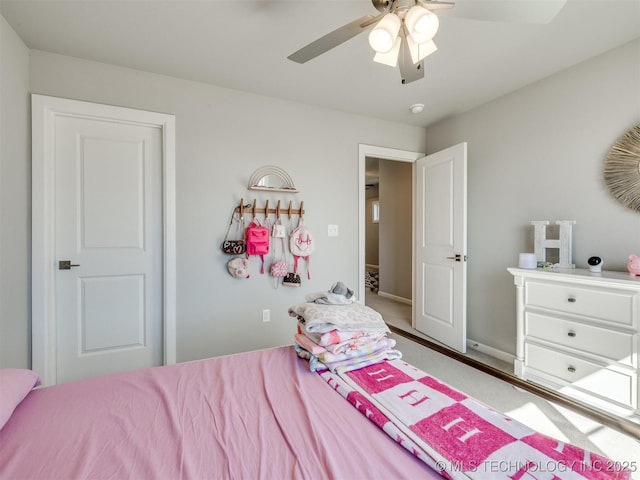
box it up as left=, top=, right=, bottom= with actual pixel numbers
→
left=409, top=103, right=424, bottom=114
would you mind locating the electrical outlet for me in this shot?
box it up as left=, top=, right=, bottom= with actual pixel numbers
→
left=262, top=309, right=270, bottom=323
left=328, top=224, right=339, bottom=237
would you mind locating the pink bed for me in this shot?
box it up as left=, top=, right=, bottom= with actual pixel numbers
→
left=0, top=346, right=439, bottom=479
left=1, top=345, right=630, bottom=480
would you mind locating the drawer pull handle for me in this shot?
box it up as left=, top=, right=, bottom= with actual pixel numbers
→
left=567, top=366, right=576, bottom=373
left=567, top=297, right=576, bottom=303
left=567, top=331, right=576, bottom=337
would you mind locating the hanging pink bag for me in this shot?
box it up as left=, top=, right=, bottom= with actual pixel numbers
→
left=246, top=219, right=270, bottom=274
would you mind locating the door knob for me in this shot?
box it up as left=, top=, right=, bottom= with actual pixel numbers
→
left=59, top=260, right=80, bottom=270
left=446, top=254, right=466, bottom=262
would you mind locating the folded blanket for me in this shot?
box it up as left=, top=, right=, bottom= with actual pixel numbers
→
left=294, top=333, right=326, bottom=356
left=294, top=344, right=402, bottom=374
left=294, top=344, right=328, bottom=371
left=322, top=348, right=402, bottom=374
left=298, top=326, right=387, bottom=354
left=321, top=337, right=395, bottom=363
left=289, top=303, right=389, bottom=334
left=295, top=333, right=396, bottom=364
left=320, top=360, right=631, bottom=480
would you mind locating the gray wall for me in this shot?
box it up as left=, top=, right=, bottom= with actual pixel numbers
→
left=365, top=186, right=379, bottom=266
left=0, top=17, right=30, bottom=368
left=426, top=39, right=640, bottom=355
left=0, top=37, right=427, bottom=367
left=378, top=160, right=412, bottom=300
left=3, top=17, right=638, bottom=368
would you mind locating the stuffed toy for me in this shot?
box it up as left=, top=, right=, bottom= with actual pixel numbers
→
left=305, top=281, right=356, bottom=305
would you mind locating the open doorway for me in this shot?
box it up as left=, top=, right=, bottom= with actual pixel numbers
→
left=364, top=157, right=413, bottom=317
left=358, top=144, right=422, bottom=333
left=359, top=143, right=507, bottom=369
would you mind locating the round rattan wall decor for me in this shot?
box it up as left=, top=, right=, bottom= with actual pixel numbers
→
left=604, top=124, right=640, bottom=212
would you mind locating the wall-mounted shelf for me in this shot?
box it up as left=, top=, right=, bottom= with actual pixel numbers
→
left=248, top=186, right=299, bottom=193
left=248, top=166, right=298, bottom=193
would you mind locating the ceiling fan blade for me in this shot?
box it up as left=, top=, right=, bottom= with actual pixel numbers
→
left=443, top=0, right=567, bottom=24
left=398, top=35, right=424, bottom=85
left=288, top=14, right=383, bottom=64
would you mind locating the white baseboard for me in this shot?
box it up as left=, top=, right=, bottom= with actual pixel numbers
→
left=377, top=291, right=412, bottom=306
left=466, top=338, right=515, bottom=365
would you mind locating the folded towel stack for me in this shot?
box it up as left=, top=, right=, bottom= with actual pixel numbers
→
left=289, top=282, right=401, bottom=373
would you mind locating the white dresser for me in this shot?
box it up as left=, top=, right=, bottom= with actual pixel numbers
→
left=508, top=267, right=640, bottom=419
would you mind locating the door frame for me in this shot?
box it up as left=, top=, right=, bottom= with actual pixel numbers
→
left=31, top=94, right=176, bottom=386
left=358, top=144, right=423, bottom=321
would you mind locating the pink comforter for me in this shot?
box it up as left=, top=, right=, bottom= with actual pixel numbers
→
left=0, top=346, right=439, bottom=479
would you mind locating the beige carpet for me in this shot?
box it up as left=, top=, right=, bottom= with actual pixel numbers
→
left=366, top=290, right=513, bottom=372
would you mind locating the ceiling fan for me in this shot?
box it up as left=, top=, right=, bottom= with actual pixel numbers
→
left=287, top=0, right=567, bottom=84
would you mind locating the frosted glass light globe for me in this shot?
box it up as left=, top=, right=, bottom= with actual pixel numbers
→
left=368, top=13, right=402, bottom=53
left=405, top=6, right=439, bottom=44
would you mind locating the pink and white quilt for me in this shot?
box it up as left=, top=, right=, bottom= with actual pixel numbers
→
left=320, top=359, right=631, bottom=480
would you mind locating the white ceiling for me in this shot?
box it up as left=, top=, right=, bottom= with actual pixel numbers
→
left=2, top=0, right=639, bottom=128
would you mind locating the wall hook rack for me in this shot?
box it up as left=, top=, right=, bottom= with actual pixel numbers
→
left=234, top=198, right=305, bottom=218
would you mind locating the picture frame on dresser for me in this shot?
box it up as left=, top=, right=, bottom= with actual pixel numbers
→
left=508, top=267, right=640, bottom=422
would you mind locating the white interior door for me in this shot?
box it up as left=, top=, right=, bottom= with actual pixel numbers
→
left=414, top=143, right=467, bottom=352
left=56, top=116, right=163, bottom=383
left=32, top=95, right=176, bottom=386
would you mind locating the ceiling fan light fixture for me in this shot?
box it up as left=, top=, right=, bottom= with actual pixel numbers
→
left=407, top=37, right=437, bottom=64
left=368, top=13, right=402, bottom=53
left=373, top=36, right=402, bottom=67
left=405, top=5, right=439, bottom=44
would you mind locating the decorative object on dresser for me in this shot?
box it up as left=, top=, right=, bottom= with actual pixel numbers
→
left=531, top=220, right=575, bottom=268
left=518, top=252, right=537, bottom=269
left=587, top=256, right=603, bottom=273
left=628, top=255, right=640, bottom=277
left=604, top=124, right=640, bottom=212
left=508, top=267, right=639, bottom=421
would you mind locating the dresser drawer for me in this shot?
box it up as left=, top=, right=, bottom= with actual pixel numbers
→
left=525, top=343, right=636, bottom=408
left=525, top=312, right=636, bottom=367
left=525, top=280, right=635, bottom=326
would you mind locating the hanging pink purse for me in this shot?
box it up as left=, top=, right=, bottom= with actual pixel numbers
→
left=270, top=261, right=288, bottom=277
left=269, top=236, right=288, bottom=288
